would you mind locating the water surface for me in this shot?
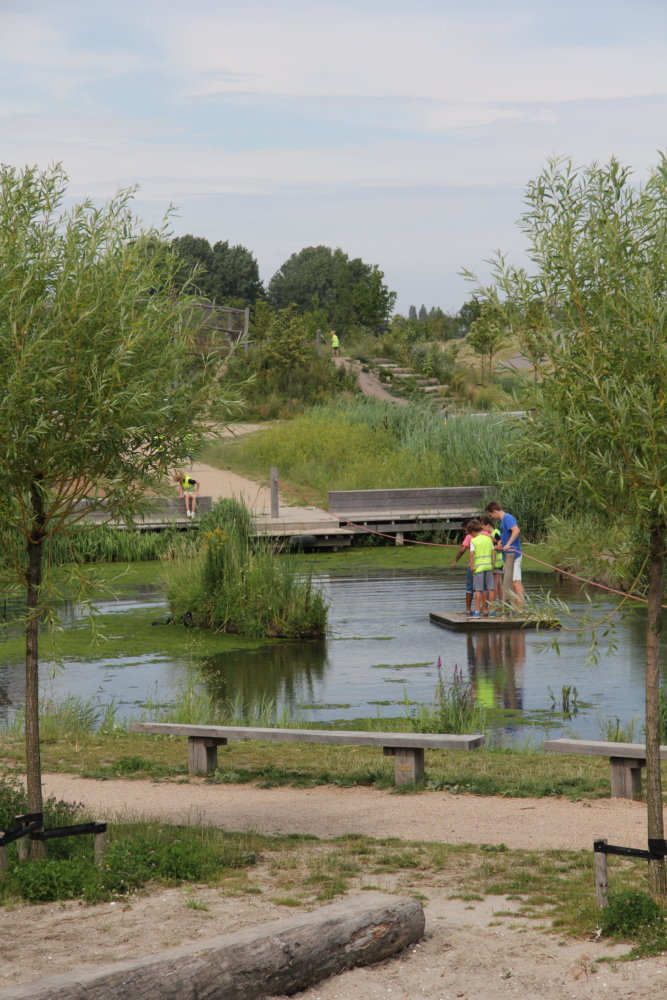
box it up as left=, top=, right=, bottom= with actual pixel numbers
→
left=0, top=568, right=659, bottom=744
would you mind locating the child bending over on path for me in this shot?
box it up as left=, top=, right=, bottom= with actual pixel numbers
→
left=468, top=519, right=495, bottom=618
left=481, top=514, right=504, bottom=605
left=173, top=471, right=200, bottom=518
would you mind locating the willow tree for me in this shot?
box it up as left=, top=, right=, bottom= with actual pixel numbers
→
left=473, top=156, right=667, bottom=896
left=0, top=165, right=230, bottom=842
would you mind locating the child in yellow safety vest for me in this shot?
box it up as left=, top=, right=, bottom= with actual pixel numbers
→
left=173, top=471, right=200, bottom=518
left=467, top=520, right=495, bottom=618
left=481, top=514, right=504, bottom=605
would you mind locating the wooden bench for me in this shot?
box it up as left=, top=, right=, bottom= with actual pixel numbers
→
left=129, top=722, right=484, bottom=786
left=328, top=486, right=491, bottom=519
left=543, top=738, right=667, bottom=799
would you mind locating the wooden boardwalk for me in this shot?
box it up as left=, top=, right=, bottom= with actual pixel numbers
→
left=429, top=611, right=561, bottom=632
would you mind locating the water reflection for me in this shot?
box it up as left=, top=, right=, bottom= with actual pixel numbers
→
left=199, top=640, right=329, bottom=713
left=466, top=630, right=525, bottom=712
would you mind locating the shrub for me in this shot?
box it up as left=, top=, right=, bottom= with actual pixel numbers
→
left=166, top=498, right=327, bottom=639
left=600, top=891, right=664, bottom=939
left=6, top=858, right=92, bottom=903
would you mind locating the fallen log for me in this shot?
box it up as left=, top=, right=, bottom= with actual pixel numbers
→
left=0, top=892, right=424, bottom=1000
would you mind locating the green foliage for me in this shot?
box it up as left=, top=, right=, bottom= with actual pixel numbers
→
left=480, top=155, right=667, bottom=534
left=472, top=154, right=667, bottom=893
left=6, top=858, right=92, bottom=903
left=0, top=769, right=254, bottom=904
left=0, top=163, right=232, bottom=814
left=467, top=303, right=507, bottom=383
left=226, top=306, right=357, bottom=418
left=171, top=234, right=263, bottom=303
left=267, top=245, right=395, bottom=331
left=206, top=398, right=548, bottom=535
left=408, top=663, right=486, bottom=735
left=600, top=891, right=664, bottom=938
left=165, top=499, right=327, bottom=638
left=6, top=696, right=120, bottom=741
left=598, top=716, right=639, bottom=743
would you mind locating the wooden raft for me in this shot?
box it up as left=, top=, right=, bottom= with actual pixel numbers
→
left=430, top=611, right=561, bottom=632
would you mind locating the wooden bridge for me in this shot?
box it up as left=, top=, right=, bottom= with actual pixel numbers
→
left=80, top=485, right=492, bottom=550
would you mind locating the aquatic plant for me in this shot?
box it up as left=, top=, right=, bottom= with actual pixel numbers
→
left=408, top=660, right=486, bottom=735
left=165, top=498, right=327, bottom=639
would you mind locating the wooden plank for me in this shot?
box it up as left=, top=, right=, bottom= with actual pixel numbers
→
left=0, top=894, right=425, bottom=1000
left=543, top=738, right=667, bottom=760
left=129, top=721, right=484, bottom=751
left=430, top=611, right=559, bottom=632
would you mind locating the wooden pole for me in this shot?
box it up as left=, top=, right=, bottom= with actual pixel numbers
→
left=270, top=467, right=279, bottom=518
left=94, top=830, right=109, bottom=865
left=595, top=838, right=608, bottom=909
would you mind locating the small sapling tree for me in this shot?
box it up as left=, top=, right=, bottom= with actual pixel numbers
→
left=0, top=165, right=231, bottom=850
left=471, top=155, right=667, bottom=896
left=467, top=302, right=506, bottom=384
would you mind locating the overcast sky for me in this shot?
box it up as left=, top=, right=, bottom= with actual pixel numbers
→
left=2, top=0, right=666, bottom=313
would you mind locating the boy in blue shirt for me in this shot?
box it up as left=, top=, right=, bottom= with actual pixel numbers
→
left=484, top=501, right=525, bottom=610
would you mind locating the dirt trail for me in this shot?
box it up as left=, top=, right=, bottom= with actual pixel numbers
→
left=336, top=357, right=409, bottom=405
left=42, top=774, right=656, bottom=852
left=3, top=776, right=666, bottom=999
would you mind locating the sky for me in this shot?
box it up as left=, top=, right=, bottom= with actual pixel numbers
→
left=2, top=0, right=667, bottom=314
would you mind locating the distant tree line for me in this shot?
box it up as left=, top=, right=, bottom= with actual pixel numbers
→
left=170, top=236, right=396, bottom=333
left=171, top=232, right=483, bottom=341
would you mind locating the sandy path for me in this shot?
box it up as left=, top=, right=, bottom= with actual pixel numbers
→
left=43, top=774, right=654, bottom=852
left=184, top=422, right=338, bottom=526
left=3, top=776, right=666, bottom=999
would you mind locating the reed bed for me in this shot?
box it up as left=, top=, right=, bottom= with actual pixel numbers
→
left=165, top=499, right=327, bottom=639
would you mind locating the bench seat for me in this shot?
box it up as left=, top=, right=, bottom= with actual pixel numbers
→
left=543, top=738, right=667, bottom=799
left=130, top=722, right=484, bottom=786
left=328, top=486, right=491, bottom=517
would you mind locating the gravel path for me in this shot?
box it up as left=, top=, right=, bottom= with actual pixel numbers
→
left=3, top=776, right=666, bottom=999
left=43, top=774, right=655, bottom=852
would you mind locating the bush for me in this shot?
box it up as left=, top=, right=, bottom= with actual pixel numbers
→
left=6, top=858, right=92, bottom=903
left=600, top=891, right=664, bottom=938
left=166, top=498, right=327, bottom=639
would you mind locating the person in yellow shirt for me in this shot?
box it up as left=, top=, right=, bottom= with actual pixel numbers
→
left=330, top=331, right=339, bottom=358
left=468, top=520, right=495, bottom=618
left=173, top=471, right=200, bottom=518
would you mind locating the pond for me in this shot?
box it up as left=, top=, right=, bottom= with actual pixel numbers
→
left=0, top=566, right=660, bottom=745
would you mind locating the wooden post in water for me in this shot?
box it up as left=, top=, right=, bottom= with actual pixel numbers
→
left=270, top=467, right=279, bottom=518
left=595, top=838, right=608, bottom=909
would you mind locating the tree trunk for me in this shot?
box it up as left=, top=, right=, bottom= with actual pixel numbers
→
left=645, top=519, right=665, bottom=898
left=4, top=892, right=425, bottom=1000
left=25, top=480, right=46, bottom=858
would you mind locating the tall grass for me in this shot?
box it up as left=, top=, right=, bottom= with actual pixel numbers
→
left=203, top=398, right=549, bottom=535
left=206, top=399, right=509, bottom=497
left=407, top=661, right=486, bottom=735
left=165, top=498, right=327, bottom=639
left=3, top=696, right=120, bottom=740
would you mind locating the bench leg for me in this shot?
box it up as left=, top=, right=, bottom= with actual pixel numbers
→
left=384, top=747, right=424, bottom=785
left=609, top=756, right=644, bottom=799
left=188, top=737, right=227, bottom=776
